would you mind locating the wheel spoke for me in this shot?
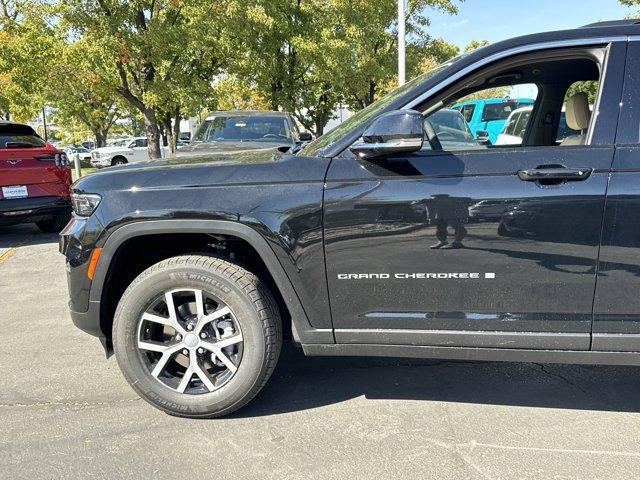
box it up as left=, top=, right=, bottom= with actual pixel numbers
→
left=194, top=289, right=205, bottom=319
left=204, top=305, right=231, bottom=322
left=213, top=349, right=238, bottom=374
left=177, top=366, right=194, bottom=393
left=193, top=361, right=216, bottom=391
left=138, top=340, right=173, bottom=353
left=215, top=333, right=243, bottom=349
left=142, top=311, right=185, bottom=336
left=196, top=306, right=231, bottom=333
left=150, top=344, right=183, bottom=378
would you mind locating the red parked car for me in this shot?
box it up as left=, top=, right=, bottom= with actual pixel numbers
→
left=0, top=122, right=72, bottom=233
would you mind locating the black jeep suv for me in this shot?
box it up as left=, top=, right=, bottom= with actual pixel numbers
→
left=62, top=20, right=640, bottom=418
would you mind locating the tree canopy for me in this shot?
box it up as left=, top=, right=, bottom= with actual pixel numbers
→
left=0, top=0, right=466, bottom=152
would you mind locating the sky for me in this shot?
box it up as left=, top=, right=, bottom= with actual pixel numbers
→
left=426, top=0, right=636, bottom=49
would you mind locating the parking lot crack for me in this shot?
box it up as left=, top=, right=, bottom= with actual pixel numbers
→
left=532, top=362, right=589, bottom=396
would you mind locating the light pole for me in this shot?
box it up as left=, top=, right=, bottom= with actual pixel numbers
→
left=398, top=0, right=406, bottom=86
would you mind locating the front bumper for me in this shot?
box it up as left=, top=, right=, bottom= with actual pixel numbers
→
left=90, top=157, right=110, bottom=168
left=60, top=215, right=108, bottom=346
left=0, top=195, right=70, bottom=226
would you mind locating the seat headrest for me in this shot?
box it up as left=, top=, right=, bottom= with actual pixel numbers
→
left=566, top=92, right=591, bottom=130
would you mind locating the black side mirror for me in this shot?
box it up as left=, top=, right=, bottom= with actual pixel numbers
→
left=476, top=130, right=491, bottom=145
left=299, top=132, right=313, bottom=142
left=350, top=109, right=424, bottom=159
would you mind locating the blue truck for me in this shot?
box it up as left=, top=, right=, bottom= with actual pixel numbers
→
left=452, top=97, right=535, bottom=144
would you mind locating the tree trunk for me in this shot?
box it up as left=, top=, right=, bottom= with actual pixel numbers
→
left=167, top=114, right=181, bottom=157
left=94, top=131, right=107, bottom=148
left=142, top=108, right=162, bottom=159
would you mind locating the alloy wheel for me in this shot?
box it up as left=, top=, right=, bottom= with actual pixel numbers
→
left=136, top=288, right=243, bottom=394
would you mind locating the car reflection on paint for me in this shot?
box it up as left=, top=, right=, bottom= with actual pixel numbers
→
left=498, top=197, right=599, bottom=243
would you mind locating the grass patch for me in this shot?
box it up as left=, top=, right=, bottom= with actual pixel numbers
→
left=72, top=167, right=98, bottom=182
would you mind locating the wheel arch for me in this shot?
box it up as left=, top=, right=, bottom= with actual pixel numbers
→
left=91, top=220, right=332, bottom=349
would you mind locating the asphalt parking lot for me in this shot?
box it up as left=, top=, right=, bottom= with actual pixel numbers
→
left=1, top=224, right=640, bottom=479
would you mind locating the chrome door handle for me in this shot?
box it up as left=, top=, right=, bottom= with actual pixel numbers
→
left=517, top=167, right=593, bottom=181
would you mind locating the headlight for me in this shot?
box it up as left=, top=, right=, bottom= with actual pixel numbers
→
left=71, top=193, right=102, bottom=217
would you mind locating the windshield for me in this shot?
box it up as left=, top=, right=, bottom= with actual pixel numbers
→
left=108, top=139, right=130, bottom=147
left=298, top=55, right=466, bottom=157
left=193, top=116, right=292, bottom=143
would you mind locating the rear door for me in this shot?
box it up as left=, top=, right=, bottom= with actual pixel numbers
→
left=592, top=39, right=640, bottom=351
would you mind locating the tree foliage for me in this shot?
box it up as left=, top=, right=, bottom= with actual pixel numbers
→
left=1, top=0, right=473, bottom=152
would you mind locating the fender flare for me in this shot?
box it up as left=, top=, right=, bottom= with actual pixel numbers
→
left=90, top=219, right=333, bottom=344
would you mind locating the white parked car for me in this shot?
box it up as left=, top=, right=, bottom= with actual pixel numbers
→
left=495, top=104, right=589, bottom=146
left=90, top=137, right=152, bottom=168
left=64, top=146, right=92, bottom=166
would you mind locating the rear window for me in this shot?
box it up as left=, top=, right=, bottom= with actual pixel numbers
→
left=0, top=124, right=45, bottom=149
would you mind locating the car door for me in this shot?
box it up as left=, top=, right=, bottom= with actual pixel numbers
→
left=130, top=139, right=148, bottom=162
left=592, top=40, right=640, bottom=352
left=323, top=42, right=625, bottom=350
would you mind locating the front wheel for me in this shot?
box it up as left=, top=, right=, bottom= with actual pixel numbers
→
left=112, top=255, right=282, bottom=418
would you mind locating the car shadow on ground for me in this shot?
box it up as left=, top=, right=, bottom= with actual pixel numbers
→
left=0, top=224, right=59, bottom=248
left=234, top=343, right=640, bottom=418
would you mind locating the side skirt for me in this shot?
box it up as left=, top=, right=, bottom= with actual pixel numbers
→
left=301, top=343, right=640, bottom=366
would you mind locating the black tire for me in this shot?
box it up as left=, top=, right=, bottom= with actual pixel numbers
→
left=35, top=211, right=71, bottom=233
left=112, top=156, right=127, bottom=165
left=113, top=255, right=282, bottom=418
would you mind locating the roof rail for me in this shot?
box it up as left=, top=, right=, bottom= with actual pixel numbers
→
left=582, top=19, right=640, bottom=28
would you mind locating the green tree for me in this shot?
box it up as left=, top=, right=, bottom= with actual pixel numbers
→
left=47, top=38, right=122, bottom=147
left=326, top=0, right=459, bottom=112
left=0, top=1, right=53, bottom=121
left=57, top=1, right=230, bottom=157
left=620, top=0, right=640, bottom=16
left=233, top=0, right=460, bottom=135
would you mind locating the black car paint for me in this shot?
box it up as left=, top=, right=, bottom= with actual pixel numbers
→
left=61, top=21, right=640, bottom=364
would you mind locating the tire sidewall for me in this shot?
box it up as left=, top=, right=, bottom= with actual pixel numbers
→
left=113, top=262, right=268, bottom=417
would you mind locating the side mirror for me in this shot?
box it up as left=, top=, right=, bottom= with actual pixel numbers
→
left=476, top=130, right=491, bottom=144
left=350, top=109, right=424, bottom=159
left=299, top=131, right=313, bottom=142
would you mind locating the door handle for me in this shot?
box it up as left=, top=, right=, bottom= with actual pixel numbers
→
left=517, top=167, right=593, bottom=182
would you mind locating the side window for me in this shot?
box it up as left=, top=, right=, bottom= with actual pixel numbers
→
left=425, top=83, right=538, bottom=150
left=419, top=51, right=605, bottom=152
left=460, top=104, right=475, bottom=123
left=557, top=81, right=597, bottom=143
left=134, top=139, right=148, bottom=148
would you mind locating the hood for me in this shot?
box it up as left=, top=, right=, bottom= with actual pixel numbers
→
left=72, top=144, right=306, bottom=193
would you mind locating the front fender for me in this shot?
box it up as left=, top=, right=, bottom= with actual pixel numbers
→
left=90, top=219, right=333, bottom=345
